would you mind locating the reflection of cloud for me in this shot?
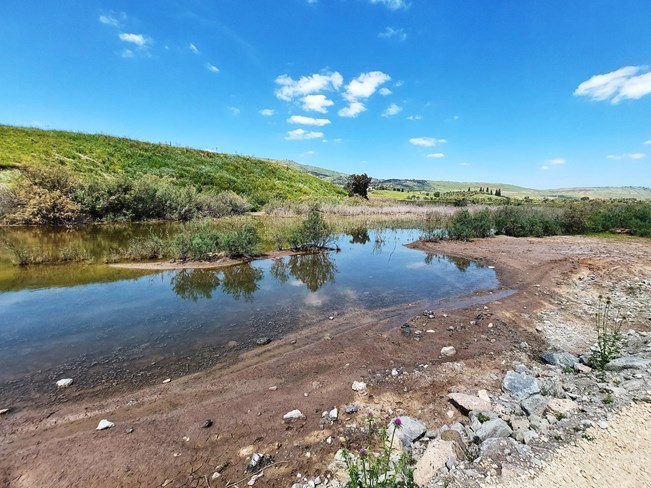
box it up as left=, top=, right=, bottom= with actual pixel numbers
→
left=289, top=279, right=303, bottom=287
left=406, top=261, right=428, bottom=269
left=339, top=287, right=358, bottom=300
left=305, top=291, right=328, bottom=307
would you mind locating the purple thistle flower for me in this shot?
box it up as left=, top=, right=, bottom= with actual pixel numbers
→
left=393, top=417, right=402, bottom=427
left=360, top=448, right=367, bottom=458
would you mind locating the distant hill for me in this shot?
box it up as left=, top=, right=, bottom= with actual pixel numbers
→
left=0, top=125, right=346, bottom=206
left=286, top=160, right=651, bottom=200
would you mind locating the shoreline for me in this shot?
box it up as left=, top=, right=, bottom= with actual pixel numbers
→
left=1, top=235, right=650, bottom=487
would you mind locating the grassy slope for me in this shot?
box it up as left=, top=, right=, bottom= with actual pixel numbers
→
left=0, top=125, right=347, bottom=202
left=286, top=160, right=651, bottom=200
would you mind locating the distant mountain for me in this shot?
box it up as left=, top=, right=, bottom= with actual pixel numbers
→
left=286, top=160, right=651, bottom=200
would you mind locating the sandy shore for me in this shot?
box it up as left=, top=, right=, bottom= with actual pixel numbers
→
left=1, top=235, right=650, bottom=487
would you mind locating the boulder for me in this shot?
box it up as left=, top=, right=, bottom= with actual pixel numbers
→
left=351, top=381, right=367, bottom=392
left=448, top=393, right=491, bottom=414
left=605, top=357, right=651, bottom=371
left=413, top=440, right=460, bottom=487
left=96, top=419, right=115, bottom=431
left=520, top=394, right=548, bottom=417
left=545, top=398, right=579, bottom=417
left=283, top=409, right=306, bottom=421
left=441, top=346, right=457, bottom=357
left=387, top=416, right=427, bottom=451
left=475, top=418, right=512, bottom=442
left=540, top=351, right=579, bottom=368
left=502, top=371, right=540, bottom=400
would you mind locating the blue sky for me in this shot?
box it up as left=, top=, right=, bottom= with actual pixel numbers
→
left=1, top=0, right=650, bottom=188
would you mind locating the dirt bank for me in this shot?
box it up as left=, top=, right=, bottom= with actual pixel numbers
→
left=1, top=235, right=650, bottom=487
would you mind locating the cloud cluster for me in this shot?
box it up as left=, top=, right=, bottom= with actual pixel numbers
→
left=541, top=158, right=566, bottom=170
left=339, top=71, right=391, bottom=118
left=287, top=115, right=331, bottom=126
left=426, top=153, right=445, bottom=158
left=409, top=137, right=446, bottom=147
left=378, top=27, right=407, bottom=41
left=285, top=129, right=324, bottom=140
left=382, top=103, right=402, bottom=117
left=607, top=153, right=645, bottom=160
left=369, top=0, right=409, bottom=10
left=275, top=72, right=343, bottom=101
left=574, top=66, right=651, bottom=104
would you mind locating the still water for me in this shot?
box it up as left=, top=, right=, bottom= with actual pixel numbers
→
left=0, top=228, right=498, bottom=403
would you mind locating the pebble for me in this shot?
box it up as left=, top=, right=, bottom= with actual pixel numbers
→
left=256, top=337, right=271, bottom=346
left=201, top=419, right=213, bottom=428
left=283, top=409, right=306, bottom=421
left=56, top=378, right=73, bottom=388
left=441, top=346, right=457, bottom=357
left=162, top=378, right=171, bottom=384
left=0, top=408, right=10, bottom=415
left=268, top=386, right=278, bottom=391
left=96, top=419, right=115, bottom=431
left=351, top=381, right=367, bottom=392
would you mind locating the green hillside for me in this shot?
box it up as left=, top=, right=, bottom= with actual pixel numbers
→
left=0, top=125, right=346, bottom=206
left=286, top=160, right=651, bottom=200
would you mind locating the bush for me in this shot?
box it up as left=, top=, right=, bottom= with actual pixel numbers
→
left=590, top=296, right=623, bottom=371
left=219, top=222, right=261, bottom=258
left=447, top=209, right=492, bottom=241
left=288, top=208, right=334, bottom=250
left=171, top=221, right=221, bottom=261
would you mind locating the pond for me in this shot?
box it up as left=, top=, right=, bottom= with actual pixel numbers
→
left=0, top=226, right=499, bottom=406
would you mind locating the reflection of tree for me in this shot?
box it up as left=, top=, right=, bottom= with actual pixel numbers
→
left=221, top=264, right=264, bottom=301
left=446, top=255, right=471, bottom=273
left=424, top=253, right=434, bottom=265
left=171, top=269, right=220, bottom=301
left=286, top=252, right=337, bottom=292
left=270, top=258, right=290, bottom=283
left=349, top=227, right=370, bottom=245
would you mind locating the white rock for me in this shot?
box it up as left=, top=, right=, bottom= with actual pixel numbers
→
left=441, top=346, right=457, bottom=357
left=211, top=472, right=221, bottom=480
left=96, top=419, right=115, bottom=430
left=162, top=378, right=171, bottom=384
left=283, top=409, right=306, bottom=421
left=56, top=378, right=73, bottom=388
left=329, top=407, right=338, bottom=420
left=478, top=389, right=491, bottom=403
left=351, top=381, right=367, bottom=392
left=0, top=408, right=10, bottom=415
left=248, top=472, right=263, bottom=485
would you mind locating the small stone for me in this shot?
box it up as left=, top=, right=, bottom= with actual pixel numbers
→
left=328, top=316, right=334, bottom=320
left=448, top=393, right=491, bottom=414
left=478, top=389, right=491, bottom=402
left=201, top=419, right=213, bottom=428
left=521, top=395, right=548, bottom=417
left=329, top=407, right=338, bottom=420
left=540, top=351, right=579, bottom=368
left=268, top=386, right=278, bottom=391
left=345, top=404, right=359, bottom=414
left=126, top=428, right=134, bottom=434
left=387, top=416, right=427, bottom=451
left=475, top=418, right=512, bottom=442
left=248, top=472, right=264, bottom=485
left=283, top=409, right=306, bottom=421
left=391, top=368, right=399, bottom=376
left=605, top=357, right=651, bottom=371
left=573, top=363, right=592, bottom=374
left=256, top=337, right=271, bottom=346
left=441, top=346, right=457, bottom=357
left=211, top=472, right=221, bottom=480
left=351, top=381, right=367, bottom=392
left=183, top=436, right=190, bottom=442
left=502, top=371, right=540, bottom=400
left=545, top=398, right=579, bottom=417
left=96, top=419, right=115, bottom=431
left=0, top=408, right=10, bottom=415
left=162, top=378, right=171, bottom=384
left=56, top=378, right=73, bottom=388
left=598, top=420, right=609, bottom=429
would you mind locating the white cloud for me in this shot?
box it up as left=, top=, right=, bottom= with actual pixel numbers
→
left=541, top=165, right=550, bottom=171
left=344, top=71, right=391, bottom=101
left=426, top=153, right=445, bottom=158
left=227, top=106, right=240, bottom=116
left=119, top=33, right=147, bottom=47
left=189, top=43, right=199, bottom=54
left=287, top=115, right=331, bottom=126
left=644, top=140, right=651, bottom=145
left=301, top=94, right=334, bottom=113
left=275, top=72, right=343, bottom=101
left=407, top=115, right=422, bottom=120
left=99, top=14, right=122, bottom=27
left=379, top=87, right=392, bottom=96
left=409, top=137, right=446, bottom=147
left=369, top=0, right=408, bottom=10
left=459, top=162, right=471, bottom=166
left=285, top=129, right=324, bottom=140
left=574, top=66, right=651, bottom=104
left=121, top=49, right=134, bottom=58
left=338, top=102, right=366, bottom=118
left=382, top=103, right=402, bottom=117
left=378, top=27, right=407, bottom=41
left=394, top=80, right=404, bottom=87
left=544, top=158, right=566, bottom=165
left=259, top=109, right=274, bottom=116
left=206, top=63, right=219, bottom=73
left=608, top=153, right=646, bottom=160
left=453, top=115, right=460, bottom=120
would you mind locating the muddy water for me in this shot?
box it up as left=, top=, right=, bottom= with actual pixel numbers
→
left=0, top=227, right=498, bottom=406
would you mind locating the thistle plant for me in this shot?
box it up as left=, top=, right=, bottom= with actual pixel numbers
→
left=590, top=296, right=623, bottom=371
left=342, top=416, right=416, bottom=488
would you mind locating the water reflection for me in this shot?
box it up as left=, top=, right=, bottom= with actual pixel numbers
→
left=221, top=264, right=264, bottom=301
left=286, top=253, right=337, bottom=292
left=425, top=254, right=472, bottom=273
left=349, top=227, right=371, bottom=245
left=171, top=269, right=221, bottom=301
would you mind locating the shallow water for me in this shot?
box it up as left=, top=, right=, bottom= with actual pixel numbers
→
left=0, top=228, right=498, bottom=403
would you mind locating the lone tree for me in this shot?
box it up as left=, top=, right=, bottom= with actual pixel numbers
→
left=345, top=173, right=372, bottom=199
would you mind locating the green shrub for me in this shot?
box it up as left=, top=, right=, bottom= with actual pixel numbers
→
left=288, top=208, right=334, bottom=250
left=447, top=209, right=492, bottom=241
left=219, top=222, right=261, bottom=258
left=590, top=296, right=623, bottom=371
left=171, top=221, right=221, bottom=261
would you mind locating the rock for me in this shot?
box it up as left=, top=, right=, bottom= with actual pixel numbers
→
left=510, top=417, right=530, bottom=432
left=598, top=420, right=609, bottom=429
left=440, top=429, right=467, bottom=452
left=248, top=472, right=263, bottom=485
left=448, top=393, right=491, bottom=414
left=283, top=410, right=306, bottom=421
left=247, top=453, right=264, bottom=471
left=268, top=386, right=278, bottom=391
left=0, top=408, right=10, bottom=415
left=502, top=371, right=540, bottom=400
left=441, top=346, right=457, bottom=357
left=475, top=418, right=512, bottom=442
left=96, top=419, right=115, bottom=431
left=521, top=394, right=548, bottom=417
left=387, top=416, right=427, bottom=451
left=477, top=389, right=491, bottom=403
left=126, top=428, right=134, bottom=434
left=345, top=404, right=358, bottom=414
left=256, top=337, right=271, bottom=346
left=573, top=363, right=592, bottom=374
left=351, top=381, right=367, bottom=392
left=545, top=398, right=579, bottom=417
left=56, top=378, right=73, bottom=388
left=605, top=357, right=651, bottom=371
left=540, top=351, right=579, bottom=368
left=413, top=439, right=460, bottom=486
left=201, top=419, right=213, bottom=428
left=528, top=415, right=549, bottom=434
left=329, top=407, right=338, bottom=421
left=523, top=430, right=538, bottom=445
left=162, top=378, right=171, bottom=384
